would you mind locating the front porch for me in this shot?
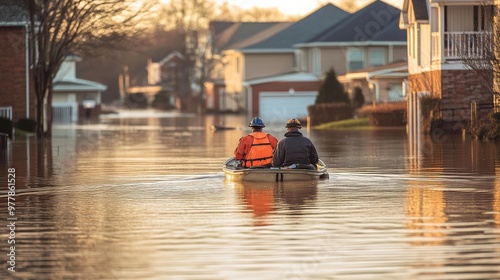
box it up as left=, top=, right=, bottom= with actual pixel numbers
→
left=431, top=4, right=493, bottom=62
left=432, top=31, right=492, bottom=61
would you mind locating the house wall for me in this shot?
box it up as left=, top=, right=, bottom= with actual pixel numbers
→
left=301, top=45, right=408, bottom=77
left=320, top=47, right=348, bottom=75
left=392, top=45, right=408, bottom=62
left=54, top=60, right=77, bottom=80
left=0, top=26, right=35, bottom=123
left=245, top=53, right=293, bottom=80
left=249, top=81, right=321, bottom=116
left=223, top=51, right=244, bottom=94
left=409, top=69, right=492, bottom=121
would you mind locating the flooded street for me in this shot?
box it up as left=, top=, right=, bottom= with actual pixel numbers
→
left=1, top=111, right=500, bottom=279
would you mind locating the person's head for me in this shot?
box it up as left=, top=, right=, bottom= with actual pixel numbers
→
left=285, top=118, right=301, bottom=132
left=249, top=117, right=265, bottom=132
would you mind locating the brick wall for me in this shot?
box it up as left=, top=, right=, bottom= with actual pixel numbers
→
left=409, top=69, right=493, bottom=122
left=0, top=26, right=35, bottom=124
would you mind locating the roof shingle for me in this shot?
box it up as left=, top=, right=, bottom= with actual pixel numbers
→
left=307, top=0, right=406, bottom=43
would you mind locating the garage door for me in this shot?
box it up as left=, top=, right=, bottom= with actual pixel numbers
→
left=259, top=91, right=318, bottom=125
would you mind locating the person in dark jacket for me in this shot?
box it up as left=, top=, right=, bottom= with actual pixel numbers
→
left=272, top=118, right=319, bottom=168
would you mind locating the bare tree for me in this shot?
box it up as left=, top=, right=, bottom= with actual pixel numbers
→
left=159, top=0, right=216, bottom=111
left=17, top=0, right=154, bottom=137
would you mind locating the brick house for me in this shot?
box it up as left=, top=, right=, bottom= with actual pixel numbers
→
left=0, top=5, right=35, bottom=124
left=400, top=0, right=495, bottom=133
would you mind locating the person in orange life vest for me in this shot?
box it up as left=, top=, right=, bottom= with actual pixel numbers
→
left=234, top=117, right=278, bottom=168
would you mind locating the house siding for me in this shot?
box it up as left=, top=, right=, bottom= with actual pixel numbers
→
left=0, top=26, right=35, bottom=123
left=245, top=53, right=293, bottom=80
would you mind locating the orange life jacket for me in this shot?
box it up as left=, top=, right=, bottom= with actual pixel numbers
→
left=243, top=132, right=274, bottom=167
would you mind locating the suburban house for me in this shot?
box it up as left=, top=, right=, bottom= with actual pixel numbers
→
left=206, top=0, right=407, bottom=124
left=206, top=4, right=351, bottom=122
left=299, top=0, right=407, bottom=104
left=0, top=4, right=35, bottom=124
left=126, top=51, right=186, bottom=109
left=400, top=0, right=495, bottom=133
left=52, top=55, right=107, bottom=122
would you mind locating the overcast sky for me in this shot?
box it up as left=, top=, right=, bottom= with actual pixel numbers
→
left=219, top=0, right=403, bottom=16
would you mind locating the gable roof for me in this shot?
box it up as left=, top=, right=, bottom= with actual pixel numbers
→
left=213, top=22, right=284, bottom=52
left=53, top=78, right=107, bottom=92
left=240, top=4, right=350, bottom=52
left=400, top=0, right=428, bottom=28
left=158, top=51, right=184, bottom=66
left=302, top=0, right=406, bottom=45
left=411, top=0, right=429, bottom=21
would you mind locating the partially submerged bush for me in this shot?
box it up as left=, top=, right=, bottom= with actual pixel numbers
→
left=357, top=102, right=406, bottom=127
left=17, top=118, right=37, bottom=133
left=471, top=112, right=500, bottom=140
left=0, top=117, right=13, bottom=137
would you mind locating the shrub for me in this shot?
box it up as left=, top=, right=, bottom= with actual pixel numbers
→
left=308, top=103, right=353, bottom=126
left=17, top=118, right=37, bottom=133
left=471, top=112, right=500, bottom=140
left=124, top=93, right=148, bottom=108
left=357, top=102, right=406, bottom=127
left=0, top=117, right=13, bottom=137
left=152, top=92, right=175, bottom=110
left=315, top=68, right=350, bottom=104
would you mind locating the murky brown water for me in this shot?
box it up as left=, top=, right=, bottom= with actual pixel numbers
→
left=1, top=111, right=500, bottom=279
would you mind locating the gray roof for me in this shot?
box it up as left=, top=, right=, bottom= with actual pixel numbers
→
left=0, top=2, right=29, bottom=25
left=307, top=0, right=406, bottom=43
left=412, top=0, right=428, bottom=21
left=241, top=4, right=350, bottom=50
left=213, top=22, right=284, bottom=52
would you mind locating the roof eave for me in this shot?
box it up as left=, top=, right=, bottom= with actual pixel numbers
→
left=295, top=41, right=407, bottom=48
left=240, top=48, right=295, bottom=54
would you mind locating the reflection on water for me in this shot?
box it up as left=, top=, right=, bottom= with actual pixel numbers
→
left=1, top=112, right=500, bottom=279
left=229, top=181, right=318, bottom=226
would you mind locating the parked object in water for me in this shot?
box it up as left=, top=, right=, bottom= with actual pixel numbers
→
left=223, top=157, right=329, bottom=182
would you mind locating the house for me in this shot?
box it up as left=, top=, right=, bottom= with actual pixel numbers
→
left=52, top=55, right=107, bottom=122
left=400, top=0, right=495, bottom=132
left=207, top=21, right=293, bottom=113
left=207, top=4, right=351, bottom=121
left=298, top=0, right=407, bottom=104
left=0, top=3, right=35, bottom=124
left=339, top=61, right=408, bottom=104
left=126, top=51, right=185, bottom=109
left=207, top=1, right=407, bottom=123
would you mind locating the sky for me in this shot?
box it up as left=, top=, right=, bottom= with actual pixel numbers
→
left=220, top=0, right=403, bottom=15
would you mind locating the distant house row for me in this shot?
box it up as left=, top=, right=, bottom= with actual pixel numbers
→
left=204, top=0, right=408, bottom=122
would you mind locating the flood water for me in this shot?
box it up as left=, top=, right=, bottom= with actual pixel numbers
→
left=1, top=111, right=500, bottom=279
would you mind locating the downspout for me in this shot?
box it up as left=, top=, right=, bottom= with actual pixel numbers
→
left=25, top=23, right=30, bottom=118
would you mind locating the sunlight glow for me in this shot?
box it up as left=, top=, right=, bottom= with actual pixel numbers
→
left=158, top=0, right=403, bottom=16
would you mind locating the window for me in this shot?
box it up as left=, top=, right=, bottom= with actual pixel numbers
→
left=369, top=48, right=386, bottom=66
left=347, top=48, right=364, bottom=71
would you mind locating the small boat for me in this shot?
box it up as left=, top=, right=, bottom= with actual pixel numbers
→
left=223, top=157, right=329, bottom=182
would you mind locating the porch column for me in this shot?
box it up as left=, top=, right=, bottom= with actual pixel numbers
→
left=439, top=5, right=445, bottom=62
